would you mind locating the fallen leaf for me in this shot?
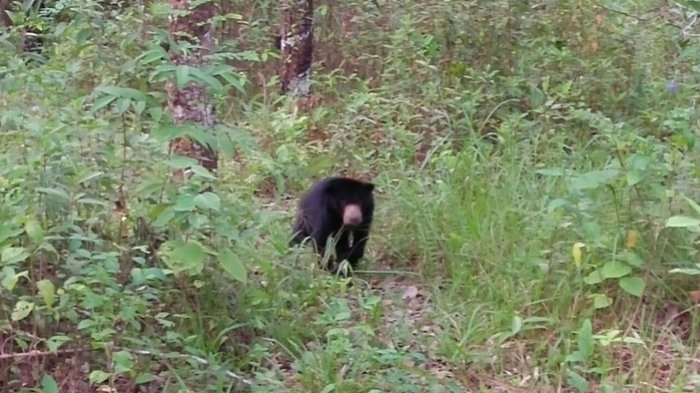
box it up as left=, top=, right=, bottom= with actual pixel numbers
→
left=403, top=285, right=419, bottom=300
left=688, top=290, right=700, bottom=304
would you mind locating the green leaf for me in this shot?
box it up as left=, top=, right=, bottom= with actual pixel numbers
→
left=2, top=246, right=30, bottom=265
left=190, top=67, right=223, bottom=91
left=194, top=192, right=220, bottom=211
left=665, top=215, right=700, bottom=228
left=119, top=87, right=148, bottom=102
left=174, top=194, right=196, bottom=212
left=220, top=71, right=246, bottom=94
left=77, top=171, right=104, bottom=184
left=189, top=164, right=217, bottom=179
left=546, top=198, right=569, bottom=212
left=680, top=130, right=696, bottom=150
left=0, top=226, right=24, bottom=244
left=617, top=251, right=644, bottom=268
left=89, top=370, right=111, bottom=384
left=3, top=269, right=28, bottom=289
left=98, top=86, right=148, bottom=101
left=1, top=267, right=19, bottom=290
left=115, top=97, right=131, bottom=114
left=565, top=350, right=585, bottom=363
left=36, top=279, right=55, bottom=308
left=601, top=260, right=631, bottom=279
left=151, top=64, right=177, bottom=82
left=216, top=133, right=235, bottom=160
left=161, top=241, right=205, bottom=274
left=320, top=384, right=336, bottom=393
left=41, top=374, right=59, bottom=393
left=76, top=198, right=108, bottom=207
left=511, top=315, right=522, bottom=335
left=592, top=293, right=612, bottom=309
left=154, top=124, right=185, bottom=141
left=188, top=128, right=217, bottom=149
left=186, top=213, right=208, bottom=229
left=175, top=65, right=191, bottom=87
left=11, top=300, right=34, bottom=321
left=209, top=64, right=247, bottom=93
left=619, top=276, right=645, bottom=297
left=77, top=319, right=97, bottom=330
left=153, top=207, right=176, bottom=227
left=132, top=100, right=146, bottom=115
left=147, top=106, right=165, bottom=122
left=217, top=249, right=247, bottom=283
left=46, top=335, right=72, bottom=353
left=583, top=270, right=603, bottom=285
left=97, top=86, right=124, bottom=96
left=75, top=28, right=92, bottom=44
left=583, top=221, right=602, bottom=243
left=135, top=373, right=156, bottom=384
left=569, top=169, right=619, bottom=191
left=168, top=156, right=199, bottom=169
left=626, top=169, right=644, bottom=186
left=137, top=48, right=168, bottom=64
left=567, top=369, right=588, bottom=393
left=627, top=154, right=650, bottom=171
left=578, top=319, right=593, bottom=359
left=113, top=350, right=135, bottom=373
left=36, top=187, right=70, bottom=201
left=91, top=94, right=117, bottom=112
left=24, top=219, right=44, bottom=244
left=684, top=196, right=700, bottom=216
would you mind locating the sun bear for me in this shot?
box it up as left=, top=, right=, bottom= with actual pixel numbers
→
left=291, top=177, right=375, bottom=275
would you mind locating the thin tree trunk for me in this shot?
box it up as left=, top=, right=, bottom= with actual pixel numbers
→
left=0, top=0, right=11, bottom=27
left=166, top=0, right=219, bottom=178
left=279, top=0, right=313, bottom=96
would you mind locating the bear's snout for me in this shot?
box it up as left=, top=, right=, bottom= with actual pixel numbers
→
left=342, top=204, right=363, bottom=227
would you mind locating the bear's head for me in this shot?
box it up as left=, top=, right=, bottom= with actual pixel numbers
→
left=324, top=178, right=375, bottom=229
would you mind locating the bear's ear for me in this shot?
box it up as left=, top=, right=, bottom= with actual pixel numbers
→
left=364, top=182, right=375, bottom=192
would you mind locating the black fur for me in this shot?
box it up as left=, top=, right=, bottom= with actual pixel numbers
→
left=291, top=177, right=375, bottom=274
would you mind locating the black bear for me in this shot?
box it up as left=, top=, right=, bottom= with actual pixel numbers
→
left=291, top=177, right=375, bottom=275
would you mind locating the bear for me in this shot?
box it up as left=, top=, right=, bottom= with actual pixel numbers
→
left=291, top=177, right=375, bottom=275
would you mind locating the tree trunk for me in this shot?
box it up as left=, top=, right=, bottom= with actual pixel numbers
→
left=166, top=0, right=219, bottom=178
left=0, top=0, right=11, bottom=27
left=279, top=0, right=313, bottom=96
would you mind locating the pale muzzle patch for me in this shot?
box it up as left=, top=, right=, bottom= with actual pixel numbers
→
left=342, top=204, right=363, bottom=227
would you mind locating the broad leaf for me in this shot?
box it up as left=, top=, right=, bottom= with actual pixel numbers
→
left=619, top=276, right=645, bottom=297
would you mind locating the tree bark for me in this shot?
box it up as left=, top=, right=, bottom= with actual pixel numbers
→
left=0, top=0, right=11, bottom=27
left=279, top=0, right=313, bottom=96
left=166, top=0, right=219, bottom=178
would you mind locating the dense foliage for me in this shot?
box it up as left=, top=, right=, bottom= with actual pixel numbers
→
left=3, top=0, right=700, bottom=391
